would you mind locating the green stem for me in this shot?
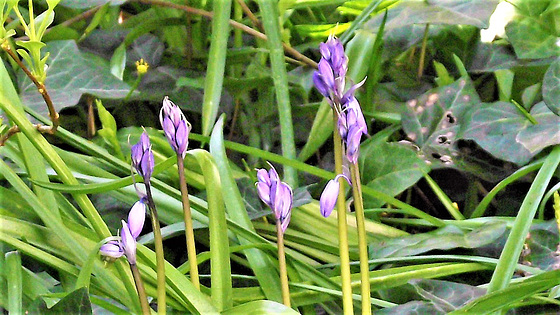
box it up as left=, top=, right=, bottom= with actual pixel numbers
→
left=276, top=219, right=291, bottom=307
left=124, top=73, right=144, bottom=102
left=177, top=155, right=200, bottom=290
left=417, top=23, right=430, bottom=79
left=333, top=113, right=354, bottom=315
left=130, top=263, right=151, bottom=315
left=145, top=183, right=167, bottom=315
left=350, top=162, right=371, bottom=315
left=423, top=173, right=465, bottom=220
left=487, top=146, right=560, bottom=296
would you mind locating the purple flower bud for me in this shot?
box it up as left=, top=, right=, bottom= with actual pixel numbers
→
left=255, top=165, right=293, bottom=233
left=320, top=175, right=350, bottom=217
left=160, top=96, right=192, bottom=158
left=314, top=36, right=349, bottom=103
left=100, top=241, right=124, bottom=259
left=346, top=125, right=364, bottom=164
left=131, top=132, right=154, bottom=182
left=127, top=200, right=146, bottom=239
left=121, top=221, right=137, bottom=265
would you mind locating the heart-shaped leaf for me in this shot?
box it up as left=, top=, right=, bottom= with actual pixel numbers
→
left=19, top=40, right=131, bottom=117
left=543, top=58, right=560, bottom=115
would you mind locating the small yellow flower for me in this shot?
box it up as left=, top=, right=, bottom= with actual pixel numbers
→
left=135, top=59, right=149, bottom=75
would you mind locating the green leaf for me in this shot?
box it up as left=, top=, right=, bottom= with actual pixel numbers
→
left=506, top=16, right=560, bottom=59
left=543, top=58, right=560, bottom=115
left=360, top=140, right=430, bottom=208
left=369, top=224, right=506, bottom=259
left=28, top=287, right=92, bottom=314
left=463, top=102, right=560, bottom=165
left=6, top=251, right=22, bottom=314
left=210, top=114, right=283, bottom=303
left=402, top=78, right=479, bottom=167
left=109, top=44, right=126, bottom=80
left=364, top=0, right=499, bottom=31
left=19, top=40, right=131, bottom=117
left=222, top=300, right=299, bottom=315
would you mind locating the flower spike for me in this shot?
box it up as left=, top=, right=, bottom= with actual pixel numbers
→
left=131, top=131, right=154, bottom=182
left=160, top=96, right=192, bottom=158
left=256, top=165, right=294, bottom=233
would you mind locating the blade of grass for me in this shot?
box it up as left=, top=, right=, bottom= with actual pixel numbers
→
left=210, top=114, right=283, bottom=302
left=339, top=0, right=385, bottom=44
left=257, top=0, right=298, bottom=187
left=487, top=146, right=560, bottom=295
left=6, top=251, right=22, bottom=315
left=201, top=0, right=232, bottom=137
left=187, top=149, right=232, bottom=311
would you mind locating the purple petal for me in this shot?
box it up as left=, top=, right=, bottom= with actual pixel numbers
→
left=256, top=168, right=270, bottom=185
left=162, top=116, right=177, bottom=150
left=313, top=71, right=330, bottom=99
left=275, top=183, right=293, bottom=233
left=256, top=182, right=271, bottom=207
left=268, top=166, right=280, bottom=183
left=100, top=241, right=124, bottom=259
left=346, top=125, right=363, bottom=164
left=318, top=59, right=335, bottom=90
left=140, top=132, right=150, bottom=151
left=121, top=221, right=137, bottom=265
left=320, top=179, right=340, bottom=218
left=319, top=42, right=331, bottom=60
left=175, top=120, right=190, bottom=157
left=127, top=200, right=146, bottom=239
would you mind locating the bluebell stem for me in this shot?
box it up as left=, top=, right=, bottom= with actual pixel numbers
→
left=320, top=174, right=351, bottom=218
left=256, top=165, right=293, bottom=233
left=131, top=132, right=154, bottom=182
left=160, top=96, right=191, bottom=158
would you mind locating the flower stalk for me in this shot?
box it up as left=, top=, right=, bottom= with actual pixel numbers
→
left=332, top=114, right=354, bottom=314
left=131, top=132, right=166, bottom=314
left=159, top=97, right=199, bottom=290
left=256, top=165, right=293, bottom=306
left=350, top=162, right=371, bottom=314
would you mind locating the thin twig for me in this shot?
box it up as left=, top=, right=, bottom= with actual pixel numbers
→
left=1, top=41, right=59, bottom=131
left=129, top=0, right=317, bottom=68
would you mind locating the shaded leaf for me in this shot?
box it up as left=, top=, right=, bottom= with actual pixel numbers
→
left=365, top=0, right=499, bottom=31
left=28, top=287, right=92, bottom=314
left=222, top=300, right=299, bottom=314
left=369, top=223, right=506, bottom=259
left=19, top=40, right=131, bottom=116
left=463, top=102, right=560, bottom=165
left=374, top=301, right=442, bottom=315
left=543, top=58, right=560, bottom=115
left=360, top=141, right=430, bottom=208
left=410, top=279, right=486, bottom=311
left=402, top=78, right=479, bottom=167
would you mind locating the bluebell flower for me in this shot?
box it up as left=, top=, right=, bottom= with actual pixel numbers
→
left=160, top=96, right=191, bottom=158
left=319, top=174, right=351, bottom=218
left=256, top=165, right=293, bottom=233
left=100, top=201, right=146, bottom=265
left=131, top=132, right=154, bottom=182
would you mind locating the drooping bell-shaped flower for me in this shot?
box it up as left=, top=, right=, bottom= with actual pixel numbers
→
left=346, top=125, right=364, bottom=164
left=159, top=96, right=192, bottom=158
left=100, top=240, right=124, bottom=259
left=127, top=200, right=146, bottom=239
left=121, top=220, right=137, bottom=265
left=320, top=174, right=350, bottom=218
left=131, top=131, right=154, bottom=182
left=256, top=165, right=293, bottom=233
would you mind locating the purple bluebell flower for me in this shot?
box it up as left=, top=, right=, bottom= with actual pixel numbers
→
left=313, top=35, right=348, bottom=103
left=121, top=220, right=137, bottom=265
left=319, top=174, right=350, bottom=218
left=256, top=165, right=293, bottom=233
left=100, top=201, right=146, bottom=265
left=100, top=240, right=124, bottom=259
left=131, top=132, right=154, bottom=182
left=127, top=200, right=146, bottom=239
left=345, top=125, right=364, bottom=164
left=160, top=96, right=191, bottom=158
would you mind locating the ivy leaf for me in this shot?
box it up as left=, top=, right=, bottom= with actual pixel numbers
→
left=506, top=16, right=560, bottom=59
left=463, top=102, right=560, bottom=165
left=543, top=58, right=560, bottom=115
left=19, top=40, right=131, bottom=117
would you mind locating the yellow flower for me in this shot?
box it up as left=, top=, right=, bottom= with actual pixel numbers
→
left=135, top=59, right=149, bottom=75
